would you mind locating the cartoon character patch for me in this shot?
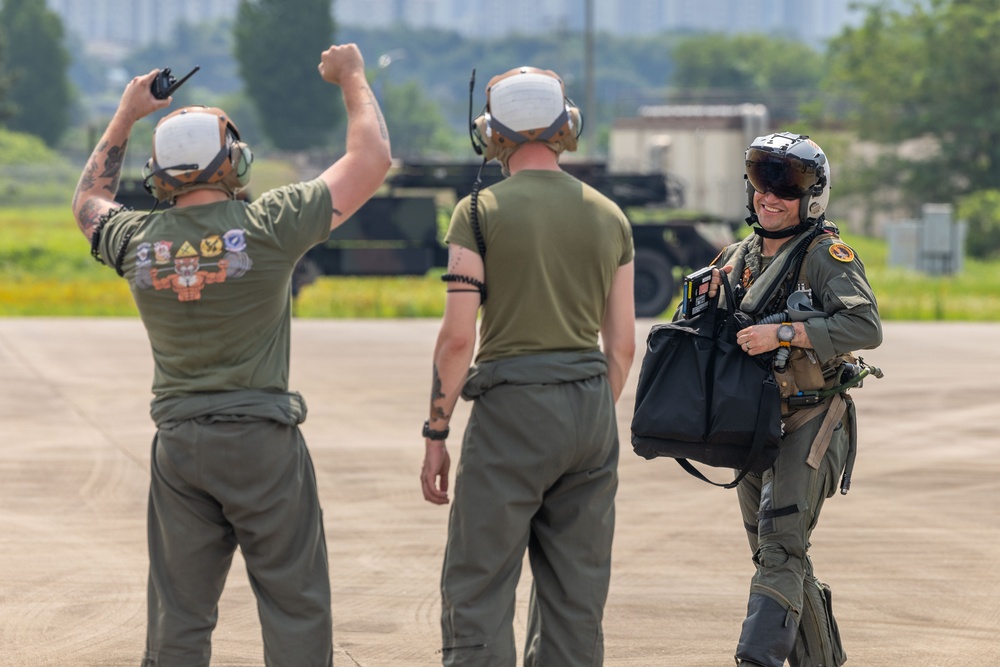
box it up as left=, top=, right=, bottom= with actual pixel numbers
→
left=741, top=267, right=754, bottom=289
left=137, top=230, right=252, bottom=302
left=134, top=242, right=153, bottom=290
left=829, top=243, right=855, bottom=263
left=153, top=241, right=173, bottom=264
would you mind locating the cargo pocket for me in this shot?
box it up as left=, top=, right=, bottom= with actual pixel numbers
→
left=773, top=365, right=799, bottom=399
left=792, top=579, right=847, bottom=667
left=789, top=348, right=825, bottom=393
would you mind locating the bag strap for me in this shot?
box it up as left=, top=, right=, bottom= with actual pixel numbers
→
left=739, top=223, right=825, bottom=318
left=675, top=276, right=779, bottom=489
left=793, top=226, right=840, bottom=296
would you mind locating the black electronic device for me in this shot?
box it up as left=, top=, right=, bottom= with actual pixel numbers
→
left=681, top=266, right=714, bottom=318
left=150, top=65, right=201, bottom=100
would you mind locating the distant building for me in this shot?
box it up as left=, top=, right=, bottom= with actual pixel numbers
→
left=41, top=0, right=872, bottom=56
left=337, top=0, right=867, bottom=42
left=609, top=104, right=770, bottom=219
left=45, top=0, right=238, bottom=55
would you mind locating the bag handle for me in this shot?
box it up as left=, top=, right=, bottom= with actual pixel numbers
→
left=676, top=275, right=778, bottom=489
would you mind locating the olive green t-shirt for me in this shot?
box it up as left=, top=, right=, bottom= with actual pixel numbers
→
left=96, top=179, right=333, bottom=399
left=445, top=169, right=634, bottom=363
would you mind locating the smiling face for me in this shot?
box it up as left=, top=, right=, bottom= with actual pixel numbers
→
left=752, top=189, right=801, bottom=234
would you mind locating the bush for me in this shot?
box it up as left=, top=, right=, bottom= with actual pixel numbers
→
left=0, top=128, right=63, bottom=165
left=0, top=128, right=78, bottom=206
left=957, top=190, right=1000, bottom=260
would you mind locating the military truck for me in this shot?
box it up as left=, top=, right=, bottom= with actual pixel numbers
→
left=295, top=161, right=734, bottom=317
left=115, top=162, right=736, bottom=318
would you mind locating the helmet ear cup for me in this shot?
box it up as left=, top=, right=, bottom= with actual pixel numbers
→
left=471, top=113, right=487, bottom=156
left=142, top=159, right=156, bottom=196
left=473, top=114, right=497, bottom=161
left=229, top=141, right=253, bottom=188
left=561, top=104, right=582, bottom=152
left=567, top=105, right=581, bottom=127
left=142, top=158, right=169, bottom=202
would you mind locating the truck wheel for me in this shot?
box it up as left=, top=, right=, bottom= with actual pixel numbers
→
left=633, top=248, right=675, bottom=318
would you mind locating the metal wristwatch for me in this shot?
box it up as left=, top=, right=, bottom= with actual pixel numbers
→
left=422, top=419, right=449, bottom=441
left=777, top=323, right=795, bottom=348
left=774, top=323, right=795, bottom=374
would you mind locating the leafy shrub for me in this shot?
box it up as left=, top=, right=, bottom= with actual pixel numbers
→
left=0, top=128, right=63, bottom=165
left=957, top=190, right=1000, bottom=260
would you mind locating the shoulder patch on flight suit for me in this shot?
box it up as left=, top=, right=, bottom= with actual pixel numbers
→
left=828, top=243, right=855, bottom=262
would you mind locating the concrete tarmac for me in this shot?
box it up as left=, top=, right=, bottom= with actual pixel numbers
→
left=0, top=318, right=997, bottom=666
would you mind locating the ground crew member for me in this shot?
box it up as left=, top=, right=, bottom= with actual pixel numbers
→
left=706, top=132, right=882, bottom=667
left=71, top=44, right=391, bottom=666
left=419, top=66, right=635, bottom=666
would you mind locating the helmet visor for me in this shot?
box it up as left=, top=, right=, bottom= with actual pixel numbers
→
left=745, top=148, right=819, bottom=200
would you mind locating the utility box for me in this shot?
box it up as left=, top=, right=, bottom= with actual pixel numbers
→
left=609, top=104, right=769, bottom=219
left=886, top=203, right=966, bottom=275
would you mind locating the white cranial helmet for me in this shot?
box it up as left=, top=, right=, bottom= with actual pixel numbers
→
left=143, top=106, right=252, bottom=202
left=471, top=67, right=581, bottom=166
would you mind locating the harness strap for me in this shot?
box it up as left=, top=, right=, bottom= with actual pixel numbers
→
left=779, top=393, right=847, bottom=472
left=151, top=144, right=229, bottom=189
left=757, top=501, right=805, bottom=522
left=805, top=393, right=848, bottom=469
left=488, top=108, right=570, bottom=145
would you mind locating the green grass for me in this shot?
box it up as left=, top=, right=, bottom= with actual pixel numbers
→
left=294, top=273, right=445, bottom=318
left=0, top=204, right=447, bottom=318
left=1, top=205, right=998, bottom=319
left=841, top=233, right=1000, bottom=321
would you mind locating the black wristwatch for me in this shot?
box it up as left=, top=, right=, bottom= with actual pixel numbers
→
left=422, top=419, right=450, bottom=441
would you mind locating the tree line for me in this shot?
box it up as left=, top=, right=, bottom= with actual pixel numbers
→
left=1, top=0, right=999, bottom=257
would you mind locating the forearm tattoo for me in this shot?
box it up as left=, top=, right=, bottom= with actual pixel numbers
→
left=74, top=154, right=100, bottom=210
left=100, top=140, right=128, bottom=194
left=431, top=365, right=449, bottom=421
left=75, top=138, right=127, bottom=205
left=364, top=87, right=389, bottom=141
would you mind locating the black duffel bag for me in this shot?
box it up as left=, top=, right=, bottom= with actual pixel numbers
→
left=630, top=275, right=781, bottom=488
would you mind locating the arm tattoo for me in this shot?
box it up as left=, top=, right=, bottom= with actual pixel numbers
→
left=331, top=205, right=343, bottom=217
left=74, top=157, right=100, bottom=209
left=448, top=247, right=465, bottom=273
left=364, top=88, right=389, bottom=141
left=78, top=199, right=105, bottom=238
left=431, top=365, right=449, bottom=421
left=100, top=140, right=128, bottom=194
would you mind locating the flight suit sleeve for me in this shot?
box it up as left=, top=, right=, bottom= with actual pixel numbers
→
left=802, top=238, right=883, bottom=362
